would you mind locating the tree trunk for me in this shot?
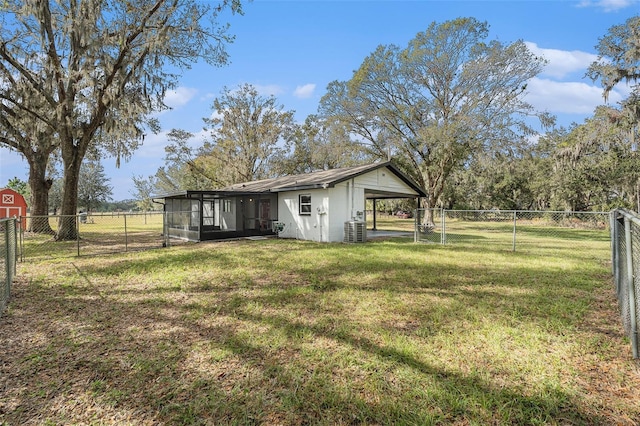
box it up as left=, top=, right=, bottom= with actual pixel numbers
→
left=55, top=151, right=82, bottom=241
left=26, top=152, right=54, bottom=234
left=422, top=171, right=440, bottom=227
left=422, top=197, right=436, bottom=227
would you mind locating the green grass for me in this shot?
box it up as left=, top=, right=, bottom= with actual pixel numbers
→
left=1, top=227, right=638, bottom=425
left=20, top=212, right=167, bottom=258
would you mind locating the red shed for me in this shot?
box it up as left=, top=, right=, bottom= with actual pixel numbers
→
left=0, top=188, right=28, bottom=230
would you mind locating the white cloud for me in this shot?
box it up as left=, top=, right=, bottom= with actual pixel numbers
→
left=524, top=77, right=627, bottom=115
left=253, top=84, right=285, bottom=96
left=293, top=83, right=316, bottom=99
left=134, top=131, right=171, bottom=159
left=577, top=0, right=638, bottom=12
left=163, top=87, right=198, bottom=109
left=525, top=42, right=599, bottom=79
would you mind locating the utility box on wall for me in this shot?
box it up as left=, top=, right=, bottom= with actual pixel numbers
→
left=0, top=188, right=27, bottom=230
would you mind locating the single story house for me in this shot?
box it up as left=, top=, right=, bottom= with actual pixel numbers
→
left=153, top=161, right=427, bottom=243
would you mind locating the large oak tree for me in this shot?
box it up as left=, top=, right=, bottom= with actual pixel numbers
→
left=588, top=15, right=640, bottom=211
left=319, top=17, right=549, bottom=223
left=0, top=0, right=241, bottom=239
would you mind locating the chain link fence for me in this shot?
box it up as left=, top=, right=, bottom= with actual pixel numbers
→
left=610, top=209, right=640, bottom=359
left=1, top=217, right=18, bottom=317
left=20, top=212, right=178, bottom=260
left=415, top=209, right=609, bottom=252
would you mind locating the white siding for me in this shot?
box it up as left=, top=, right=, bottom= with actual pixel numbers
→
left=276, top=166, right=419, bottom=243
left=354, top=168, right=419, bottom=196
left=277, top=189, right=329, bottom=242
left=325, top=181, right=365, bottom=242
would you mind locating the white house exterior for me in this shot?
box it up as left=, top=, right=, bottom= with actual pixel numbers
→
left=225, top=162, right=426, bottom=243
left=155, top=162, right=426, bottom=243
left=275, top=166, right=422, bottom=242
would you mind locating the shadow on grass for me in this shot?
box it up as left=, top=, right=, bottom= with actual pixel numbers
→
left=2, top=275, right=602, bottom=425
left=2, top=237, right=618, bottom=424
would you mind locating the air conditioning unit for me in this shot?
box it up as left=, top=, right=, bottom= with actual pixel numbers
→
left=344, top=221, right=366, bottom=243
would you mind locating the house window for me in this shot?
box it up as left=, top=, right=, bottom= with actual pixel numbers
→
left=299, top=194, right=311, bottom=215
left=223, top=199, right=232, bottom=213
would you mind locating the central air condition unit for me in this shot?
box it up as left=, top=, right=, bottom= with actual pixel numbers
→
left=344, top=221, right=366, bottom=243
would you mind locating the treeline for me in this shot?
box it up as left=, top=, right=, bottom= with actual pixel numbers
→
left=443, top=105, right=639, bottom=212
left=2, top=4, right=638, bottom=243
left=134, top=18, right=640, bottom=214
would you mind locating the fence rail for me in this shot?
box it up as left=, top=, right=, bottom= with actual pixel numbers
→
left=610, top=209, right=640, bottom=359
left=414, top=209, right=610, bottom=251
left=20, top=212, right=176, bottom=260
left=1, top=217, right=18, bottom=317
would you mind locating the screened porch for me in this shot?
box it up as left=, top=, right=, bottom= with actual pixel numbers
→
left=158, top=191, right=278, bottom=242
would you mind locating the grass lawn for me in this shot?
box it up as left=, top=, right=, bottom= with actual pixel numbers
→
left=1, top=232, right=639, bottom=425
left=21, top=213, right=167, bottom=259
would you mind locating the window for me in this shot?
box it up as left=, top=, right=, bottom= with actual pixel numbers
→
left=223, top=199, right=232, bottom=213
left=299, top=194, right=311, bottom=215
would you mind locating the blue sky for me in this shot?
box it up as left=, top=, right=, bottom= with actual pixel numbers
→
left=1, top=0, right=639, bottom=201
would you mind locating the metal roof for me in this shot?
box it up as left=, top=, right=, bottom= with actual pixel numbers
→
left=223, top=162, right=427, bottom=197
left=153, top=162, right=427, bottom=200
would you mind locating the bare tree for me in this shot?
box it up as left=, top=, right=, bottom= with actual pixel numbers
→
left=279, top=115, right=375, bottom=175
left=202, top=84, right=296, bottom=185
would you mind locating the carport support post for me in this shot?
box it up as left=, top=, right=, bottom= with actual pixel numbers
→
left=372, top=199, right=377, bottom=231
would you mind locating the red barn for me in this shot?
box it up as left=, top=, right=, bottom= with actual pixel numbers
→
left=0, top=188, right=28, bottom=230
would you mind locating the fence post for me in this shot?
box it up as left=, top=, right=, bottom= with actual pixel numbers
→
left=4, top=219, right=11, bottom=306
left=441, top=209, right=446, bottom=245
left=624, top=216, right=638, bottom=358
left=18, top=217, right=23, bottom=262
left=76, top=215, right=80, bottom=256
left=512, top=211, right=517, bottom=252
left=124, top=214, right=128, bottom=252
left=10, top=219, right=16, bottom=297
left=611, top=211, right=621, bottom=297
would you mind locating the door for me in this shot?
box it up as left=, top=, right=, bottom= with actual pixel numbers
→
left=259, top=199, right=271, bottom=231
left=0, top=207, right=21, bottom=219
